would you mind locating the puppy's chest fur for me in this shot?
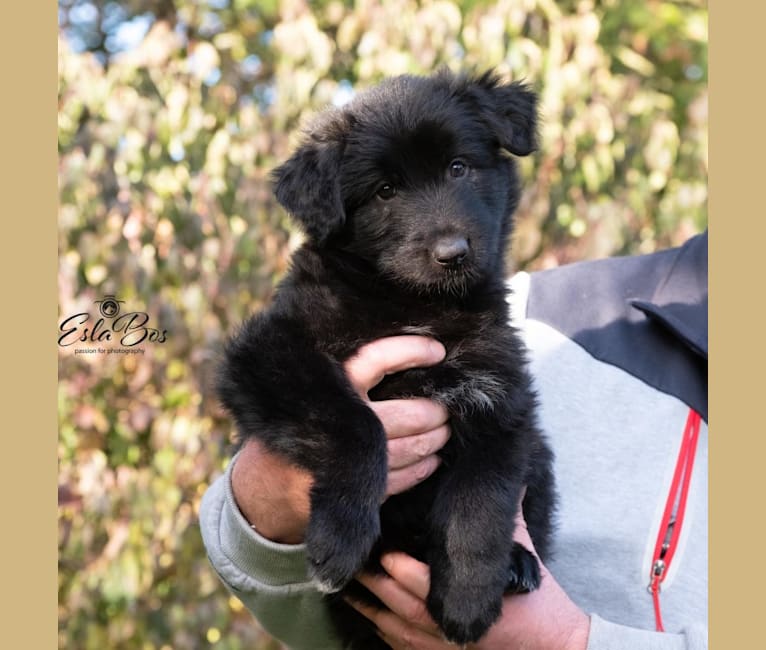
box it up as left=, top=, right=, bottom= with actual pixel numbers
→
left=282, top=249, right=521, bottom=384
left=278, top=247, right=521, bottom=415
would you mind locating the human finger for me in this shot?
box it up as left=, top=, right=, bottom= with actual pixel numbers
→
left=387, top=425, right=451, bottom=469
left=386, top=455, right=442, bottom=497
left=345, top=598, right=447, bottom=650
left=380, top=552, right=432, bottom=601
left=344, top=337, right=446, bottom=395
left=356, top=572, right=440, bottom=634
left=370, top=399, right=449, bottom=440
left=513, top=486, right=536, bottom=553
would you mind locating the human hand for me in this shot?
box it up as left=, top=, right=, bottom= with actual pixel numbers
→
left=345, top=336, right=450, bottom=497
left=231, top=336, right=450, bottom=544
left=347, top=496, right=590, bottom=650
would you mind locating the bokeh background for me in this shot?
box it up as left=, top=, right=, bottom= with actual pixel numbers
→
left=58, top=1, right=707, bottom=648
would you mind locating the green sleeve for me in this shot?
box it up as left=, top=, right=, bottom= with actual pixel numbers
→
left=199, top=456, right=343, bottom=650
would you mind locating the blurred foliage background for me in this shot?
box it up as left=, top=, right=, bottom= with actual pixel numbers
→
left=58, top=0, right=707, bottom=648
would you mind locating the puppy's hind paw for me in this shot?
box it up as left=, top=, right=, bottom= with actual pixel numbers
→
left=427, top=586, right=503, bottom=644
left=505, top=542, right=541, bottom=594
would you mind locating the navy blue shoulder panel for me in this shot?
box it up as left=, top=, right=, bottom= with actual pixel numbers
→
left=527, top=233, right=708, bottom=421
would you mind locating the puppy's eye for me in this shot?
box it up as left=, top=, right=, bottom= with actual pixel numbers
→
left=449, top=160, right=468, bottom=178
left=376, top=183, right=396, bottom=200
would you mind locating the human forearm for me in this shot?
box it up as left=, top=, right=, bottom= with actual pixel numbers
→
left=231, top=439, right=313, bottom=544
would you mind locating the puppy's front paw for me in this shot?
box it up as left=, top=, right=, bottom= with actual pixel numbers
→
left=426, top=583, right=503, bottom=644
left=305, top=503, right=381, bottom=594
left=505, top=542, right=541, bottom=594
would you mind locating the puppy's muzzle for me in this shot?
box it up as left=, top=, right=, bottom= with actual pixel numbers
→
left=432, top=236, right=470, bottom=267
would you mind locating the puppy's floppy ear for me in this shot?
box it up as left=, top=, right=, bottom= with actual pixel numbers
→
left=271, top=118, right=346, bottom=245
left=471, top=72, right=538, bottom=157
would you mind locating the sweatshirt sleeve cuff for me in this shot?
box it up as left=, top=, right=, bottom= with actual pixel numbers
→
left=200, top=453, right=314, bottom=592
left=586, top=614, right=687, bottom=650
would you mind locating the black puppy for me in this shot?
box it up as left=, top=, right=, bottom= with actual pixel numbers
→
left=217, top=69, right=556, bottom=647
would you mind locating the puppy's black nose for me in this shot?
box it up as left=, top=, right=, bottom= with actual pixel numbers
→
left=432, top=237, right=470, bottom=266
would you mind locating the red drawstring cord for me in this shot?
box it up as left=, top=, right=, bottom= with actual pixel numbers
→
left=648, top=408, right=702, bottom=632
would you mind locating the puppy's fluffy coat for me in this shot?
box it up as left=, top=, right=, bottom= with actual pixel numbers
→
left=217, top=69, right=556, bottom=648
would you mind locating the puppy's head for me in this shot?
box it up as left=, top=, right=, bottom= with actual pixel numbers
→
left=272, top=70, right=537, bottom=294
